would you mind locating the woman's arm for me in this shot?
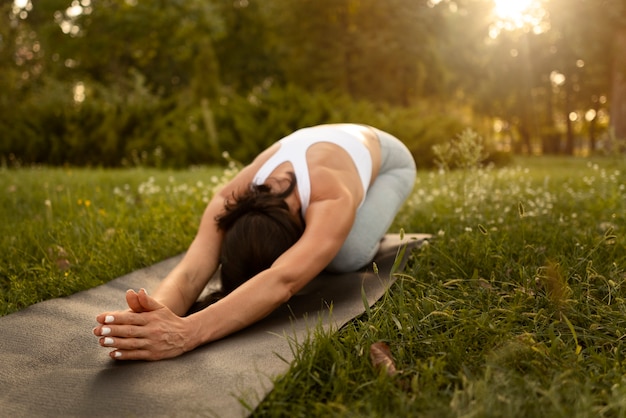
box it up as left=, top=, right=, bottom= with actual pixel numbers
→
left=94, top=150, right=361, bottom=360
left=148, top=196, right=225, bottom=315
left=151, top=147, right=283, bottom=314
left=92, top=193, right=227, bottom=360
left=183, top=192, right=358, bottom=346
left=93, top=192, right=357, bottom=360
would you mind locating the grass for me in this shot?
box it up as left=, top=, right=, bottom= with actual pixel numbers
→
left=252, top=156, right=626, bottom=417
left=2, top=156, right=625, bottom=416
left=0, top=164, right=233, bottom=315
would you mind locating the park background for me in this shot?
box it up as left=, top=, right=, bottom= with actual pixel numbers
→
left=1, top=1, right=626, bottom=416
left=2, top=0, right=626, bottom=168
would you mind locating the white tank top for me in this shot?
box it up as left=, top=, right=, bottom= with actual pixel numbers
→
left=253, top=125, right=373, bottom=217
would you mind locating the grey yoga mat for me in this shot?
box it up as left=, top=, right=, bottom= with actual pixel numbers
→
left=0, top=233, right=429, bottom=418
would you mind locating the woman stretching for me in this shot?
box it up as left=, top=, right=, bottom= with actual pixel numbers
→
left=93, top=123, right=416, bottom=360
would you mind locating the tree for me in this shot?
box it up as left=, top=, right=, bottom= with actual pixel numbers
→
left=442, top=0, right=619, bottom=154
left=608, top=0, right=626, bottom=141
left=0, top=0, right=225, bottom=166
left=270, top=0, right=447, bottom=106
left=212, top=0, right=282, bottom=93
left=2, top=0, right=222, bottom=97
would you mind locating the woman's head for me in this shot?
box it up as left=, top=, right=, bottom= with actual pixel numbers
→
left=215, top=172, right=304, bottom=294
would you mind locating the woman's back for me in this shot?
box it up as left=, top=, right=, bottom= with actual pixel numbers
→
left=249, top=124, right=382, bottom=216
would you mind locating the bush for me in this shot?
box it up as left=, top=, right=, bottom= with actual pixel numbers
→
left=1, top=80, right=478, bottom=169
left=210, top=84, right=474, bottom=168
left=373, top=108, right=468, bottom=169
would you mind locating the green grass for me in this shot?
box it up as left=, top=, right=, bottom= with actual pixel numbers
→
left=2, top=156, right=626, bottom=417
left=252, top=156, right=626, bottom=417
left=0, top=165, right=231, bottom=315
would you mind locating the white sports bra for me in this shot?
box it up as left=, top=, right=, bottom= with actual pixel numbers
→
left=253, top=125, right=373, bottom=217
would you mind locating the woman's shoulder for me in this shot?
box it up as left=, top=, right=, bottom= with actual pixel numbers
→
left=216, top=143, right=282, bottom=197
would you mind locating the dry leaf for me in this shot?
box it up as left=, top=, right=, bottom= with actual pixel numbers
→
left=370, top=341, right=397, bottom=376
left=47, top=245, right=71, bottom=271
left=55, top=258, right=71, bottom=271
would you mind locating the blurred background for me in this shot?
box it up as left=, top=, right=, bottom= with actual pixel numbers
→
left=1, top=0, right=625, bottom=168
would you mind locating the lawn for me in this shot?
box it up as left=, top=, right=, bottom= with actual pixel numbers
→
left=0, top=163, right=232, bottom=315
left=254, top=156, right=626, bottom=417
left=1, top=156, right=625, bottom=416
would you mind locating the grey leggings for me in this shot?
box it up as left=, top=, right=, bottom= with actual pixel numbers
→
left=326, top=127, right=416, bottom=272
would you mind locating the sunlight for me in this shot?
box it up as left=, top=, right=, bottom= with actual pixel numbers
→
left=12, top=0, right=32, bottom=19
left=489, top=0, right=549, bottom=38
left=494, top=0, right=534, bottom=23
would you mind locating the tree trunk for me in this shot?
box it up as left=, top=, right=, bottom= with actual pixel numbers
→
left=564, top=84, right=575, bottom=155
left=517, top=125, right=533, bottom=154
left=589, top=116, right=597, bottom=152
left=610, top=26, right=626, bottom=142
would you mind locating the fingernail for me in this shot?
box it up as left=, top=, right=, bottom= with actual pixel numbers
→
left=140, top=288, right=148, bottom=295
left=114, top=351, right=122, bottom=358
left=101, top=327, right=111, bottom=336
left=104, top=337, right=114, bottom=345
left=104, top=315, right=115, bottom=324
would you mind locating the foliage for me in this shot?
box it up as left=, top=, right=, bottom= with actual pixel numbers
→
left=3, top=0, right=625, bottom=166
left=212, top=0, right=282, bottom=93
left=447, top=0, right=626, bottom=151
left=1, top=79, right=471, bottom=168
left=269, top=0, right=447, bottom=106
left=433, top=128, right=488, bottom=170
left=211, top=84, right=475, bottom=168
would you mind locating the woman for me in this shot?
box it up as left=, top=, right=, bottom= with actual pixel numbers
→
left=93, top=124, right=416, bottom=360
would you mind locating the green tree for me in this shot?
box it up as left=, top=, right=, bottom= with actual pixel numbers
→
left=607, top=0, right=626, bottom=141
left=440, top=0, right=544, bottom=152
left=443, top=0, right=620, bottom=155
left=2, top=0, right=222, bottom=97
left=0, top=0, right=225, bottom=166
left=271, top=0, right=447, bottom=106
left=212, top=0, right=282, bottom=93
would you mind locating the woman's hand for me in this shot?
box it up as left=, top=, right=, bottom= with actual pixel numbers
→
left=93, top=289, right=196, bottom=361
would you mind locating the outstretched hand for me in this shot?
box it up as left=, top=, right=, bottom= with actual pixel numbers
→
left=93, top=289, right=194, bottom=361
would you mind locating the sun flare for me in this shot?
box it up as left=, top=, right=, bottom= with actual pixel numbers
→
left=494, top=0, right=534, bottom=22
left=490, top=0, right=548, bottom=38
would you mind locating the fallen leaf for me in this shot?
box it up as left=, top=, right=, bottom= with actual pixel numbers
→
left=370, top=341, right=397, bottom=376
left=55, top=258, right=71, bottom=271
left=47, top=245, right=71, bottom=271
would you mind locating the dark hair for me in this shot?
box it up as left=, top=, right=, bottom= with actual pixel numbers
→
left=215, top=172, right=304, bottom=294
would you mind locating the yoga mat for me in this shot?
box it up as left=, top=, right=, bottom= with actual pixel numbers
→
left=0, top=233, right=429, bottom=418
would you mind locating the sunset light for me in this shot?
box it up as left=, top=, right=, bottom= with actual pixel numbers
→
left=490, top=0, right=549, bottom=38
left=494, top=0, right=534, bottom=22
